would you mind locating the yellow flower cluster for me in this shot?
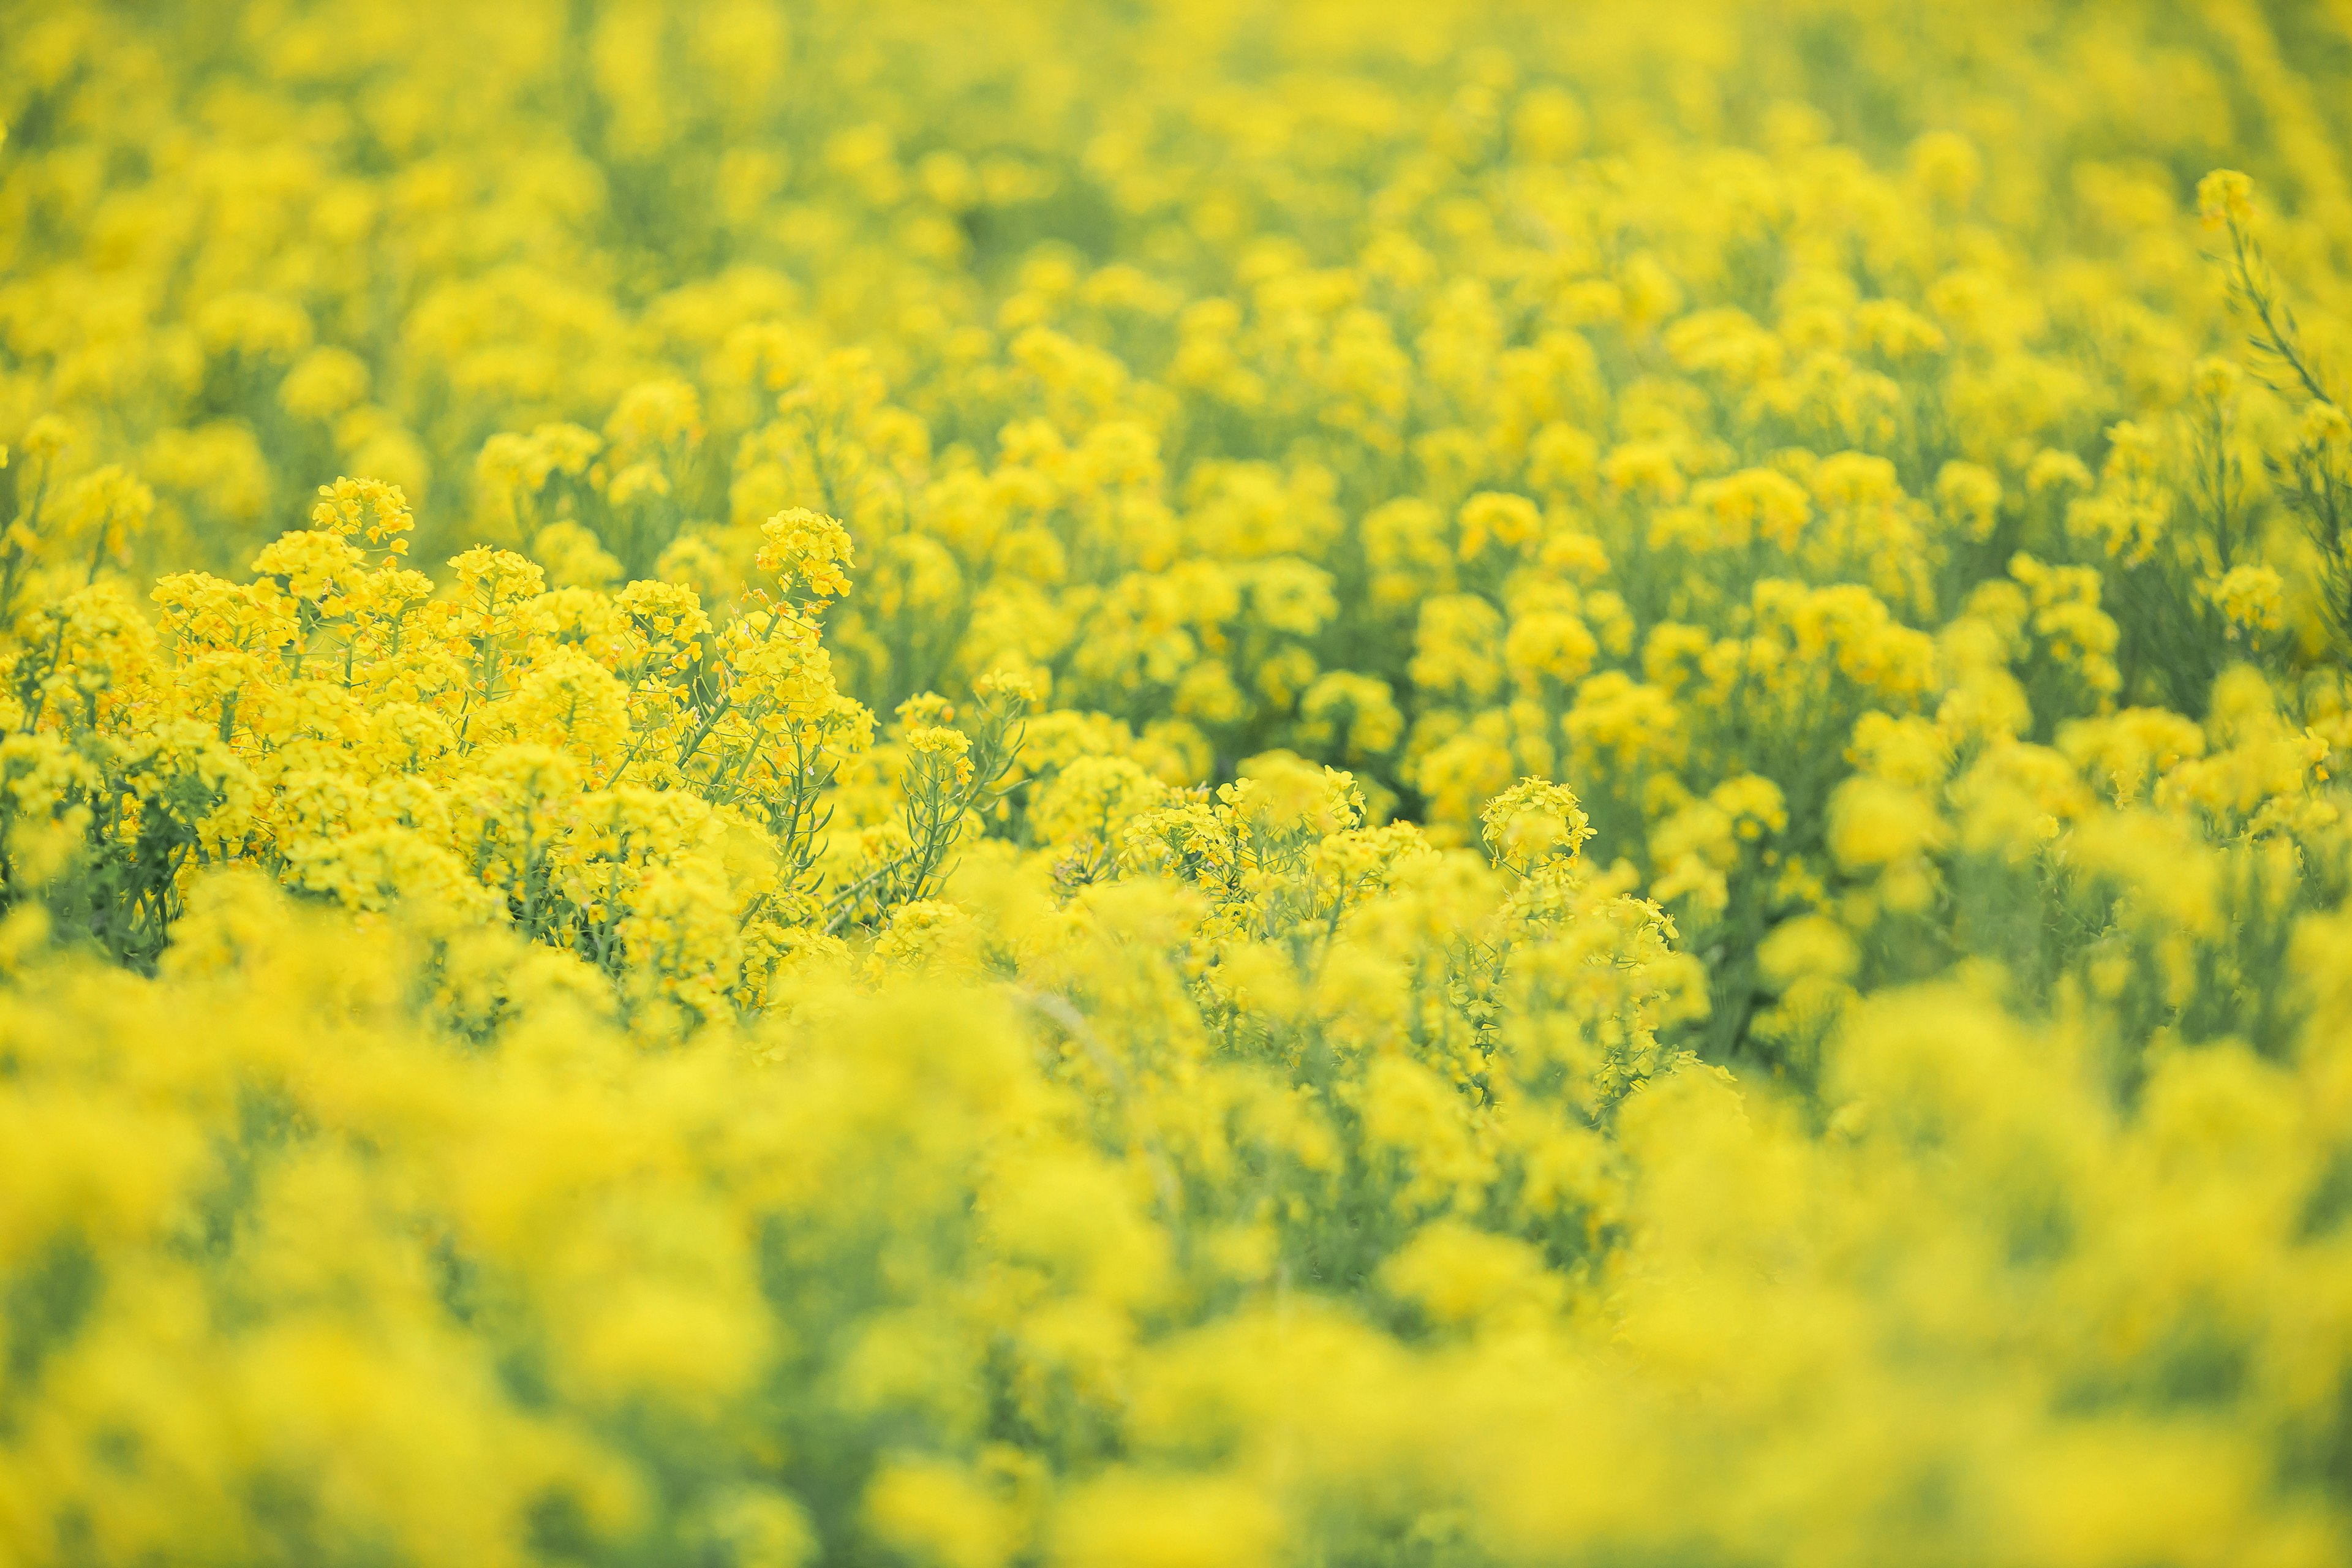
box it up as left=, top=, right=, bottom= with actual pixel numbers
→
left=5, top=1, right=2352, bottom=1563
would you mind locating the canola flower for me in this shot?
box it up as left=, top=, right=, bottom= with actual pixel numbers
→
left=4, top=1, right=2352, bottom=1562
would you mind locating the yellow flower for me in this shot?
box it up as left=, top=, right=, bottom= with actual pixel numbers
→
left=1480, top=777, right=1593, bottom=873
left=757, top=507, right=856, bottom=601
left=2196, top=167, right=2253, bottom=228
left=1828, top=777, right=1946, bottom=870
left=2204, top=564, right=2285, bottom=638
left=867, top=1460, right=1016, bottom=1568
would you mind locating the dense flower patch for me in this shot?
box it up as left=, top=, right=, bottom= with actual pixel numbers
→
left=5, top=2, right=2352, bottom=1563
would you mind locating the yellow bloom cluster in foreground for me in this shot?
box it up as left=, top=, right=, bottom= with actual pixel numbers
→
left=6, top=1, right=2352, bottom=1562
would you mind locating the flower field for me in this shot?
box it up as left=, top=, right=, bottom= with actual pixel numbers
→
left=6, top=0, right=2352, bottom=1561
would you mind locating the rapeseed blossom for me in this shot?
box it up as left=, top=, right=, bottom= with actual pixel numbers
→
left=4, top=1, right=2352, bottom=1564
